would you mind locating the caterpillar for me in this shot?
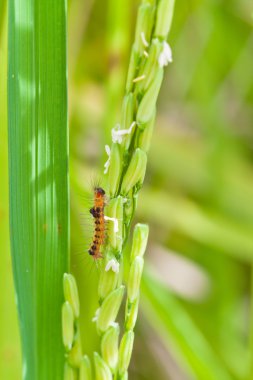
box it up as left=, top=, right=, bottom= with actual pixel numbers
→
left=88, top=187, right=106, bottom=259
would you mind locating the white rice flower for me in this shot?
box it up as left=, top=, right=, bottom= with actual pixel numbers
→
left=104, top=145, right=111, bottom=174
left=158, top=41, right=173, bottom=67
left=104, top=216, right=119, bottom=233
left=92, top=308, right=100, bottom=322
left=105, top=259, right=120, bottom=273
left=111, top=121, right=136, bottom=144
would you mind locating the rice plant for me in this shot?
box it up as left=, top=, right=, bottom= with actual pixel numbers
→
left=7, top=0, right=175, bottom=378
left=2, top=0, right=253, bottom=379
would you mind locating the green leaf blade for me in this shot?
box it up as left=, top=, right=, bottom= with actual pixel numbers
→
left=8, top=1, right=69, bottom=379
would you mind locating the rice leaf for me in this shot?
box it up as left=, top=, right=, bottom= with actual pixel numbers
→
left=8, top=1, right=69, bottom=379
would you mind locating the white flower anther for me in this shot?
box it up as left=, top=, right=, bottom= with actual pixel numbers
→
left=109, top=321, right=119, bottom=328
left=104, top=145, right=111, bottom=174
left=104, top=215, right=119, bottom=233
left=105, top=259, right=120, bottom=273
left=158, top=41, right=173, bottom=67
left=141, top=32, right=149, bottom=47
left=92, top=308, right=100, bottom=322
left=111, top=121, right=136, bottom=144
left=143, top=50, right=149, bottom=58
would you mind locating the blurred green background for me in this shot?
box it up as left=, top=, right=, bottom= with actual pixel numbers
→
left=1, top=0, right=253, bottom=379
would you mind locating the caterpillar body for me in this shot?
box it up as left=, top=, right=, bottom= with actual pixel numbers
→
left=88, top=187, right=106, bottom=259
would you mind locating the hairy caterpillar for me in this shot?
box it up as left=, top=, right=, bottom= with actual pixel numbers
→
left=88, top=187, right=106, bottom=259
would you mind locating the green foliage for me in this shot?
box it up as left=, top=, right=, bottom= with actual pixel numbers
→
left=142, top=273, right=234, bottom=380
left=1, top=0, right=253, bottom=379
left=8, top=0, right=68, bottom=378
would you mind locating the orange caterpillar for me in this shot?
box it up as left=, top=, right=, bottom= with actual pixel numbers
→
left=88, top=187, right=106, bottom=259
